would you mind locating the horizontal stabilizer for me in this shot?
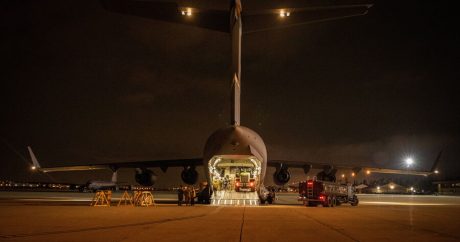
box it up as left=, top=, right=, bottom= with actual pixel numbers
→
left=100, top=1, right=372, bottom=34
left=101, top=0, right=230, bottom=32
left=243, top=4, right=373, bottom=34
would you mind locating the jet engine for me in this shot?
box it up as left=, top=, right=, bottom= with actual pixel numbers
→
left=135, top=168, right=157, bottom=186
left=273, top=167, right=290, bottom=185
left=181, top=166, right=198, bottom=185
left=316, top=165, right=337, bottom=182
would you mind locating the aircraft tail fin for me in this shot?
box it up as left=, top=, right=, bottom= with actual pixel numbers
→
left=111, top=170, right=118, bottom=183
left=27, top=146, right=41, bottom=170
left=430, top=150, right=442, bottom=173
left=231, top=73, right=241, bottom=126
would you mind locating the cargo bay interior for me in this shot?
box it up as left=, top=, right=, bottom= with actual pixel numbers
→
left=208, top=155, right=261, bottom=205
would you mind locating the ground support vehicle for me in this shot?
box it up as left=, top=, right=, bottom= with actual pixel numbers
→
left=235, top=171, right=256, bottom=192
left=298, top=179, right=359, bottom=207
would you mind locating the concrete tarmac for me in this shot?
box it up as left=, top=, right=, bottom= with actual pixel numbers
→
left=0, top=192, right=459, bottom=242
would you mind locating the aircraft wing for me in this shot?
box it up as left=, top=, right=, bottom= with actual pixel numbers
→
left=101, top=0, right=372, bottom=33
left=28, top=146, right=201, bottom=173
left=268, top=151, right=442, bottom=177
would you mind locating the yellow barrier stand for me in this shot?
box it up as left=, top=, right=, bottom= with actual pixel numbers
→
left=117, top=190, right=134, bottom=206
left=91, top=190, right=111, bottom=207
left=134, top=191, right=156, bottom=207
left=133, top=191, right=141, bottom=205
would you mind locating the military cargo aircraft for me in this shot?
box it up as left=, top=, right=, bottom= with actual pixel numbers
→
left=28, top=0, right=440, bottom=203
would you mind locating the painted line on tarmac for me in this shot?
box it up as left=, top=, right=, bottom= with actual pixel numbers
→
left=239, top=207, right=246, bottom=242
left=351, top=206, right=460, bottom=240
left=0, top=213, right=208, bottom=239
left=301, top=212, right=359, bottom=242
left=360, top=201, right=454, bottom=206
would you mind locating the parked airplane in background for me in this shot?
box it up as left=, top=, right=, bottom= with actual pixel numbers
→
left=29, top=0, right=440, bottom=203
left=84, top=172, right=118, bottom=192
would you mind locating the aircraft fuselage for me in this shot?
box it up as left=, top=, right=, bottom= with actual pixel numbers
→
left=202, top=125, right=267, bottom=202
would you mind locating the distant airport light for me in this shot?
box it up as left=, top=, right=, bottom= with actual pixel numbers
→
left=410, top=187, right=414, bottom=191
left=279, top=10, right=290, bottom=17
left=181, top=8, right=192, bottom=16
left=390, top=185, right=395, bottom=190
left=434, top=170, right=439, bottom=174
left=366, top=170, right=371, bottom=175
left=377, top=186, right=380, bottom=190
left=405, top=157, right=414, bottom=167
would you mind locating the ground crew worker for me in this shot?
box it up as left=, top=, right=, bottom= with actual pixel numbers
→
left=177, top=185, right=184, bottom=206
left=106, top=190, right=112, bottom=206
left=266, top=192, right=273, bottom=204
left=190, top=186, right=196, bottom=206
left=184, top=186, right=190, bottom=206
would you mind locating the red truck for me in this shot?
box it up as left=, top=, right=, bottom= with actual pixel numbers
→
left=298, top=179, right=359, bottom=207
left=235, top=171, right=256, bottom=192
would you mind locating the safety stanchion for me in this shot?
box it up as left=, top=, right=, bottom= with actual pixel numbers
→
left=117, top=190, right=134, bottom=206
left=91, top=190, right=112, bottom=207
left=134, top=191, right=156, bottom=207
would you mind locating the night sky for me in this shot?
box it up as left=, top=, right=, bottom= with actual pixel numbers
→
left=1, top=0, right=459, bottom=186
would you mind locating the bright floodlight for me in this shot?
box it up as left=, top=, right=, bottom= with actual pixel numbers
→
left=434, top=170, right=439, bottom=174
left=405, top=157, right=414, bottom=167
left=31, top=166, right=36, bottom=170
